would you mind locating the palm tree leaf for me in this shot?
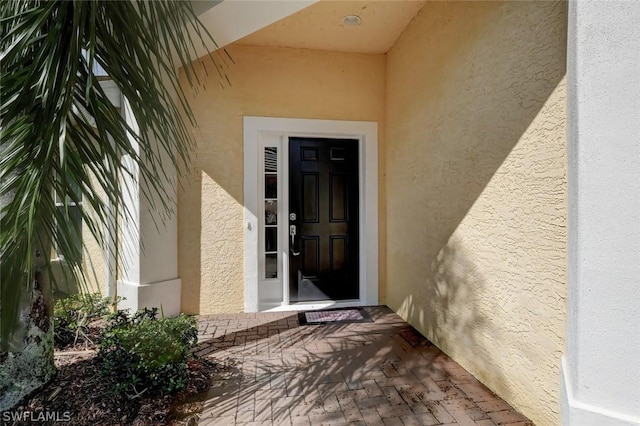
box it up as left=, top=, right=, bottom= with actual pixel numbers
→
left=1, top=0, right=220, bottom=350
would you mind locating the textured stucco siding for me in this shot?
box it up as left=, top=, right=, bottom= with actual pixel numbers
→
left=80, top=170, right=107, bottom=295
left=178, top=45, right=386, bottom=314
left=385, top=2, right=567, bottom=425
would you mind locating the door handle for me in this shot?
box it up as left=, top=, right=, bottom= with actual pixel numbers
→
left=289, top=225, right=300, bottom=256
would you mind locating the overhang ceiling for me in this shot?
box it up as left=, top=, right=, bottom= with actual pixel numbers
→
left=235, top=0, right=425, bottom=54
left=188, top=0, right=318, bottom=59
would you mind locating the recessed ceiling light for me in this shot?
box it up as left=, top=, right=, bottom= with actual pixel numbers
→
left=342, top=15, right=361, bottom=26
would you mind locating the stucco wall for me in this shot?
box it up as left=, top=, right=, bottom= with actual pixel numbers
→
left=385, top=2, right=567, bottom=425
left=179, top=45, right=386, bottom=314
left=80, top=185, right=107, bottom=295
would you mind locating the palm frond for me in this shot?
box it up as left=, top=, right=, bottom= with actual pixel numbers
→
left=1, top=0, right=220, bottom=350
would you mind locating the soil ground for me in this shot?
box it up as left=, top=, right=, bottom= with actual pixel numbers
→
left=5, top=322, right=223, bottom=426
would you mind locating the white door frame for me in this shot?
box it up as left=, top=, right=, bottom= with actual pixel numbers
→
left=243, top=116, right=378, bottom=312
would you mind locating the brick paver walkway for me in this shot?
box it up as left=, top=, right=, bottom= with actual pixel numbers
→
left=195, top=306, right=533, bottom=426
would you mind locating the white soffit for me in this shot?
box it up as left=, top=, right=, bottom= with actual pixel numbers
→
left=191, top=0, right=319, bottom=58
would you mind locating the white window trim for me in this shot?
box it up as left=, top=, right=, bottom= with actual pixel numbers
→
left=243, top=116, right=378, bottom=312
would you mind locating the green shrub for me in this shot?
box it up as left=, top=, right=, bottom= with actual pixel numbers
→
left=97, top=308, right=198, bottom=398
left=53, top=293, right=112, bottom=347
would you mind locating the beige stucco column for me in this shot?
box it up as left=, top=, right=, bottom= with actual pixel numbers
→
left=563, top=1, right=640, bottom=424
left=116, top=97, right=182, bottom=316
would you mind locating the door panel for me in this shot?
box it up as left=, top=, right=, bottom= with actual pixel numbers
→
left=330, top=173, right=348, bottom=221
left=289, top=137, right=359, bottom=302
left=302, top=173, right=319, bottom=222
left=301, top=236, right=320, bottom=278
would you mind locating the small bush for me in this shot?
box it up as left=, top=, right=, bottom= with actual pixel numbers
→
left=97, top=308, right=198, bottom=398
left=54, top=293, right=113, bottom=347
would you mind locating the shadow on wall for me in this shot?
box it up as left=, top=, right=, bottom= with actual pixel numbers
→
left=178, top=150, right=245, bottom=314
left=177, top=167, right=203, bottom=314
left=177, top=45, right=246, bottom=314
left=387, top=0, right=567, bottom=415
left=177, top=43, right=387, bottom=314
left=397, top=238, right=497, bottom=389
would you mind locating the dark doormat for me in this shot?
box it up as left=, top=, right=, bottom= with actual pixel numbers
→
left=298, top=307, right=374, bottom=325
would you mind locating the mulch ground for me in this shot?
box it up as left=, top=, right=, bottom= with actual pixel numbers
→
left=6, top=325, right=226, bottom=426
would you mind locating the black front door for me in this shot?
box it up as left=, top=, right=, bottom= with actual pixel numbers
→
left=289, top=137, right=359, bottom=302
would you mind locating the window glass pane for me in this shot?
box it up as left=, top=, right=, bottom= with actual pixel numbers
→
left=265, top=200, right=277, bottom=225
left=265, top=254, right=278, bottom=279
left=56, top=205, right=83, bottom=263
left=265, top=227, right=277, bottom=252
left=67, top=174, right=82, bottom=203
left=265, top=147, right=277, bottom=172
left=263, top=147, right=278, bottom=280
left=54, top=170, right=82, bottom=204
left=265, top=174, right=277, bottom=199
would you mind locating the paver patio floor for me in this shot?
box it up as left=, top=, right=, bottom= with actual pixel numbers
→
left=195, top=306, right=533, bottom=426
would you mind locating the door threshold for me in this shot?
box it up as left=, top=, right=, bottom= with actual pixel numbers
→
left=261, top=299, right=363, bottom=312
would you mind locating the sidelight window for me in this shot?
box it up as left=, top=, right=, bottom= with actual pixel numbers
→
left=264, top=147, right=278, bottom=279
